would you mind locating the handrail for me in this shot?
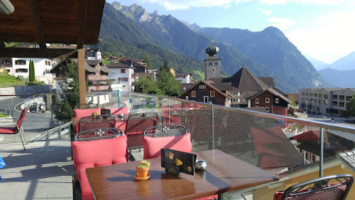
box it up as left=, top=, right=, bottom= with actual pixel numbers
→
left=155, top=94, right=355, bottom=134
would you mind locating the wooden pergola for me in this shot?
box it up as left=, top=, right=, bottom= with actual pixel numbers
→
left=0, top=0, right=106, bottom=107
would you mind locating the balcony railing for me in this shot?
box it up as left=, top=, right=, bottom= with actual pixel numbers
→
left=1, top=91, right=355, bottom=199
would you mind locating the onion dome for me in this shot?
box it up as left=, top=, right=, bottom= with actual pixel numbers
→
left=205, top=40, right=219, bottom=57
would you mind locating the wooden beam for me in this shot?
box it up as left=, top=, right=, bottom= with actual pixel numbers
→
left=78, top=48, right=87, bottom=108
left=77, top=0, right=88, bottom=49
left=30, top=0, right=46, bottom=49
left=0, top=48, right=76, bottom=58
left=0, top=35, right=4, bottom=48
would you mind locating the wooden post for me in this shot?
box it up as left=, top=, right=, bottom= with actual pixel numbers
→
left=78, top=49, right=86, bottom=108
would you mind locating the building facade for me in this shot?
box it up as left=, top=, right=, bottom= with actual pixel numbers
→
left=299, top=88, right=355, bottom=116
left=180, top=42, right=290, bottom=116
left=1, top=57, right=54, bottom=84
left=106, top=62, right=134, bottom=92
left=180, top=81, right=231, bottom=106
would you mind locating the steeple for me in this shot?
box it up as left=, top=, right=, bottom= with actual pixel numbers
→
left=205, top=40, right=219, bottom=57
left=204, top=40, right=221, bottom=80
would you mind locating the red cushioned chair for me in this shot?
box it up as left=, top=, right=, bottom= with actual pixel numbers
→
left=0, top=107, right=27, bottom=150
left=143, top=124, right=192, bottom=159
left=125, top=112, right=159, bottom=150
left=104, top=106, right=129, bottom=116
left=73, top=108, right=101, bottom=119
left=78, top=115, right=116, bottom=132
left=72, top=128, right=128, bottom=200
left=274, top=174, right=353, bottom=200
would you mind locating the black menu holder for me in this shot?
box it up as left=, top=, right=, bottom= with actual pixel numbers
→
left=161, top=149, right=197, bottom=176
left=101, top=108, right=111, bottom=115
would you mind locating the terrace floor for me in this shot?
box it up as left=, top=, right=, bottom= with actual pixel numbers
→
left=0, top=133, right=143, bottom=200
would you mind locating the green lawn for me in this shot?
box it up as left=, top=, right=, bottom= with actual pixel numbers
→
left=0, top=113, right=9, bottom=118
left=0, top=72, right=30, bottom=88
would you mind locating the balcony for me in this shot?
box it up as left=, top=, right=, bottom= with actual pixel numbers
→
left=0, top=91, right=355, bottom=199
left=87, top=74, right=108, bottom=81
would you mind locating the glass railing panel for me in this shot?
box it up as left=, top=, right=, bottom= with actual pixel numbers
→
left=2, top=91, right=355, bottom=199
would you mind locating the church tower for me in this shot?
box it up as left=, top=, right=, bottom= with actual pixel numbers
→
left=204, top=40, right=221, bottom=80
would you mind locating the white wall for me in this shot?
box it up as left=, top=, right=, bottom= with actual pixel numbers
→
left=109, top=68, right=134, bottom=92
left=11, top=57, right=54, bottom=84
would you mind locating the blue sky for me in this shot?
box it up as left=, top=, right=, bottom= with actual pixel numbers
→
left=108, top=0, right=355, bottom=64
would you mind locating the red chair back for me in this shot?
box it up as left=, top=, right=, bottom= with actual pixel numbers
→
left=105, top=107, right=129, bottom=115
left=125, top=113, right=158, bottom=135
left=78, top=115, right=116, bottom=132
left=72, top=130, right=128, bottom=198
left=73, top=108, right=101, bottom=118
left=16, top=107, right=28, bottom=129
left=143, top=125, right=192, bottom=159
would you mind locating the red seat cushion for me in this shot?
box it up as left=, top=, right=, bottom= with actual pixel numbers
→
left=143, top=134, right=192, bottom=159
left=0, top=126, right=17, bottom=134
left=105, top=107, right=128, bottom=115
left=72, top=136, right=128, bottom=197
left=73, top=108, right=101, bottom=118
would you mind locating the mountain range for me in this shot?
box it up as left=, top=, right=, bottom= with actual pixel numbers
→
left=316, top=52, right=355, bottom=88
left=97, top=2, right=327, bottom=93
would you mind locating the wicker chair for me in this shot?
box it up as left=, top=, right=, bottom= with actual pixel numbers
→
left=274, top=174, right=353, bottom=200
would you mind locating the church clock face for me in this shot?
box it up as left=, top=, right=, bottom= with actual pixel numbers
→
left=211, top=67, right=216, bottom=73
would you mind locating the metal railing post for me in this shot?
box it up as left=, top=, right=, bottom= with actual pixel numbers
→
left=212, top=108, right=215, bottom=150
left=168, top=99, right=170, bottom=125
left=319, top=127, right=324, bottom=177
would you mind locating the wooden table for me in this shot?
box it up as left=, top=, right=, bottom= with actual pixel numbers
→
left=86, top=149, right=279, bottom=200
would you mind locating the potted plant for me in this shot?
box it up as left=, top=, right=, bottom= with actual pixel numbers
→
left=91, top=111, right=98, bottom=120
left=136, top=160, right=150, bottom=178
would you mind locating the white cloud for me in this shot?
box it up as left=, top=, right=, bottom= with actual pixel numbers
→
left=260, top=8, right=271, bottom=15
left=259, top=0, right=345, bottom=6
left=267, top=17, right=294, bottom=30
left=286, top=10, right=355, bottom=63
left=144, top=0, right=234, bottom=10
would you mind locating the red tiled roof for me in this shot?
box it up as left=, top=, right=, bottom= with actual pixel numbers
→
left=251, top=126, right=303, bottom=169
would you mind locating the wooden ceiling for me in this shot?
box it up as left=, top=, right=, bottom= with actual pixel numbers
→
left=0, top=0, right=105, bottom=58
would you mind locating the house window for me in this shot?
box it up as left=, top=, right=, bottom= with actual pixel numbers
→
left=121, top=69, right=126, bottom=73
left=275, top=98, right=279, bottom=104
left=15, top=60, right=26, bottom=65
left=191, top=91, right=196, bottom=97
left=118, top=77, right=121, bottom=82
left=122, top=77, right=128, bottom=82
left=15, top=68, right=28, bottom=73
left=265, top=98, right=270, bottom=104
left=265, top=107, right=269, bottom=112
left=3, top=60, right=10, bottom=65
left=199, top=85, right=206, bottom=89
left=210, top=91, right=215, bottom=97
left=255, top=98, right=259, bottom=104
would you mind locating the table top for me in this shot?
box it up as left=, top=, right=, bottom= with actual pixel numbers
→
left=86, top=149, right=279, bottom=200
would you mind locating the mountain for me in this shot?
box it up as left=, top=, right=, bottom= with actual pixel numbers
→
left=318, top=52, right=355, bottom=87
left=98, top=2, right=326, bottom=92
left=99, top=2, right=205, bottom=78
left=319, top=68, right=355, bottom=88
left=326, top=51, right=355, bottom=71
left=304, top=55, right=329, bottom=70
left=199, top=27, right=326, bottom=92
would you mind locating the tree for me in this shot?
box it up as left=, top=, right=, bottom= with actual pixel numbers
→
left=290, top=97, right=297, bottom=108
left=347, top=94, right=355, bottom=116
left=143, top=55, right=153, bottom=68
left=52, top=61, right=79, bottom=122
left=29, top=60, right=35, bottom=82
left=134, top=76, right=161, bottom=95
left=157, top=60, right=181, bottom=96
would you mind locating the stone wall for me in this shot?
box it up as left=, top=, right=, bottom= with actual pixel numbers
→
left=0, top=85, right=52, bottom=100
